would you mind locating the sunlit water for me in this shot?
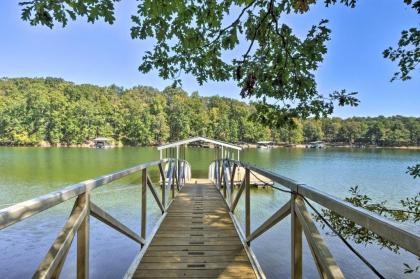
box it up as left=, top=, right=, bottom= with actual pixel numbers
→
left=0, top=147, right=419, bottom=278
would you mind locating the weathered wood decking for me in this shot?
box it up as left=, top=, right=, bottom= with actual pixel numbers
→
left=132, top=179, right=258, bottom=278
left=2, top=155, right=418, bottom=278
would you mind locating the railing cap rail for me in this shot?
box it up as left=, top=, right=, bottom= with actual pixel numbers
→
left=222, top=158, right=420, bottom=256
left=0, top=159, right=169, bottom=230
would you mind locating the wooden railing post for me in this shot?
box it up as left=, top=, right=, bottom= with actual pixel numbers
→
left=222, top=162, right=227, bottom=198
left=141, top=168, right=147, bottom=243
left=218, top=160, right=221, bottom=189
left=245, top=168, right=251, bottom=246
left=291, top=193, right=302, bottom=279
left=171, top=164, right=175, bottom=199
left=183, top=161, right=186, bottom=185
left=230, top=163, right=237, bottom=206
left=159, top=163, right=166, bottom=209
left=77, top=192, right=90, bottom=279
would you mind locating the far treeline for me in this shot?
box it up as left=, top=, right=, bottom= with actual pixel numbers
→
left=0, top=77, right=419, bottom=147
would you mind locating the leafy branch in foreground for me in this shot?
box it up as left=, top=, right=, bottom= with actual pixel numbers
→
left=17, top=0, right=363, bottom=126
left=383, top=0, right=420, bottom=81
left=16, top=1, right=419, bottom=126
left=407, top=164, right=420, bottom=179
left=316, top=186, right=419, bottom=250
left=316, top=186, right=419, bottom=273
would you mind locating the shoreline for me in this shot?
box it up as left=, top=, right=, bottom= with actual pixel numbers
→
left=1, top=143, right=419, bottom=150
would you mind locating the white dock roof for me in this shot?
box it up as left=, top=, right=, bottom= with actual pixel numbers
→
left=157, top=137, right=242, bottom=151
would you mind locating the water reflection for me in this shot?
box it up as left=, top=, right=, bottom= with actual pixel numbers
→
left=0, top=147, right=419, bottom=278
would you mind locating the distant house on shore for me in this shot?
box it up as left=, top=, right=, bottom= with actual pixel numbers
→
left=93, top=137, right=114, bottom=148
left=306, top=141, right=325, bottom=149
left=257, top=141, right=274, bottom=149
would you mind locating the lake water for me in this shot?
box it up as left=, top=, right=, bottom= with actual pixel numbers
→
left=0, top=147, right=419, bottom=278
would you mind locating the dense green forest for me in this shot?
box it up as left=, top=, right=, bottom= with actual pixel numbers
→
left=0, top=77, right=419, bottom=147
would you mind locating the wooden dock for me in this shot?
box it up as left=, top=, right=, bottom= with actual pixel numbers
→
left=1, top=153, right=419, bottom=279
left=132, top=179, right=258, bottom=278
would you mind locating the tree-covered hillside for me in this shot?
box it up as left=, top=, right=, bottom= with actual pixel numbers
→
left=0, top=77, right=270, bottom=146
left=0, top=77, right=419, bottom=147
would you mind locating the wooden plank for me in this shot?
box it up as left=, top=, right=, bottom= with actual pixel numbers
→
left=157, top=227, right=239, bottom=232
left=245, top=169, right=251, bottom=245
left=150, top=238, right=241, bottom=246
left=158, top=163, right=166, bottom=208
left=50, top=238, right=71, bottom=279
left=147, top=245, right=246, bottom=251
left=34, top=196, right=88, bottom=278
left=161, top=217, right=233, bottom=222
left=155, top=231, right=239, bottom=237
left=159, top=225, right=234, bottom=230
left=247, top=200, right=291, bottom=243
left=0, top=159, right=166, bottom=230
left=294, top=197, right=344, bottom=279
left=131, top=181, right=259, bottom=279
left=123, top=212, right=168, bottom=279
left=144, top=250, right=248, bottom=257
left=229, top=213, right=267, bottom=279
left=222, top=164, right=227, bottom=198
left=133, top=268, right=256, bottom=278
left=90, top=202, right=144, bottom=245
left=137, top=262, right=255, bottom=270
left=141, top=255, right=250, bottom=263
left=230, top=163, right=237, bottom=205
left=171, top=163, right=176, bottom=198
left=307, top=238, right=328, bottom=279
left=141, top=169, right=147, bottom=241
left=77, top=193, right=90, bottom=279
left=147, top=176, right=165, bottom=213
left=226, top=159, right=420, bottom=257
left=231, top=178, right=245, bottom=213
left=291, top=194, right=302, bottom=279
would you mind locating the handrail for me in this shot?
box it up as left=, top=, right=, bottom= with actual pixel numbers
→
left=0, top=158, right=184, bottom=279
left=211, top=158, right=420, bottom=279
left=0, top=159, right=168, bottom=230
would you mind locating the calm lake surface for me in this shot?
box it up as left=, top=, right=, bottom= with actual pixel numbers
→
left=0, top=147, right=419, bottom=278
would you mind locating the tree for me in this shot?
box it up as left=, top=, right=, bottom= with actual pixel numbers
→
left=0, top=77, right=419, bottom=147
left=322, top=118, right=342, bottom=143
left=339, top=120, right=364, bottom=144
left=164, top=87, right=192, bottom=141
left=16, top=1, right=419, bottom=129
left=365, top=121, right=386, bottom=146
left=188, top=92, right=209, bottom=138
left=16, top=0, right=374, bottom=127
left=303, top=120, right=323, bottom=142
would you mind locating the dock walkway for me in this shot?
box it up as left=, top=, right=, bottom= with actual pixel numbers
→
left=132, top=179, right=258, bottom=278
left=2, top=153, right=417, bottom=278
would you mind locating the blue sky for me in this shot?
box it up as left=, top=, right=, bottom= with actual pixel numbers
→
left=0, top=1, right=418, bottom=117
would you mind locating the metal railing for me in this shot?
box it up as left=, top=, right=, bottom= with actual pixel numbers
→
left=211, top=158, right=420, bottom=279
left=0, top=158, right=186, bottom=279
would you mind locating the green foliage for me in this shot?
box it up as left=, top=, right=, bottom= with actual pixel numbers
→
left=18, top=0, right=367, bottom=126
left=317, top=184, right=420, bottom=274
left=317, top=186, right=419, bottom=253
left=0, top=77, right=273, bottom=146
left=1, top=78, right=419, bottom=147
left=17, top=1, right=419, bottom=127
left=407, top=164, right=420, bottom=179
left=383, top=0, right=420, bottom=81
